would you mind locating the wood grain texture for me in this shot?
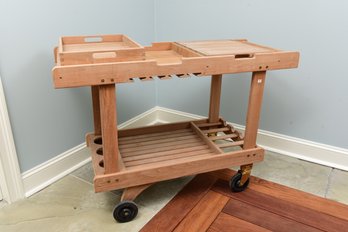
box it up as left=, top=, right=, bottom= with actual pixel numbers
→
left=118, top=120, right=195, bottom=137
left=121, top=184, right=151, bottom=201
left=91, top=86, right=101, bottom=135
left=243, top=71, right=266, bottom=149
left=210, top=213, right=271, bottom=232
left=208, top=74, right=222, bottom=123
left=142, top=171, right=348, bottom=232
left=173, top=191, right=229, bottom=232
left=140, top=174, right=218, bottom=232
left=178, top=40, right=277, bottom=56
left=190, top=122, right=222, bottom=154
left=99, top=84, right=118, bottom=174
left=119, top=129, right=192, bottom=145
left=94, top=147, right=263, bottom=192
left=121, top=141, right=205, bottom=157
left=223, top=199, right=321, bottom=232
left=209, top=169, right=348, bottom=221
left=53, top=51, right=299, bottom=88
left=213, top=180, right=348, bottom=232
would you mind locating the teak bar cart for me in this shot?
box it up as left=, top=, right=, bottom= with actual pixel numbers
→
left=52, top=34, right=299, bottom=222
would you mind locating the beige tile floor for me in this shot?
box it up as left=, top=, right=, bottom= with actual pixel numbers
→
left=0, top=150, right=347, bottom=232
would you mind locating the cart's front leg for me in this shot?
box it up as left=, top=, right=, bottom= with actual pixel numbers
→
left=231, top=71, right=266, bottom=192
left=99, top=84, right=119, bottom=174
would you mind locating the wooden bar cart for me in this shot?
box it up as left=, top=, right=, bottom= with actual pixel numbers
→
left=52, top=34, right=299, bottom=222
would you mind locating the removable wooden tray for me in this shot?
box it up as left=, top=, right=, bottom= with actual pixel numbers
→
left=86, top=119, right=264, bottom=192
left=55, top=34, right=145, bottom=65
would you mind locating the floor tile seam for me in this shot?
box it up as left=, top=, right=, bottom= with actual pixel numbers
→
left=69, top=174, right=94, bottom=186
left=324, top=168, right=334, bottom=198
left=0, top=210, right=88, bottom=226
left=69, top=174, right=122, bottom=197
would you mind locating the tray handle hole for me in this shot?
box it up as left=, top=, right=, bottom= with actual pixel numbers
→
left=235, top=54, right=254, bottom=59
left=85, top=37, right=103, bottom=43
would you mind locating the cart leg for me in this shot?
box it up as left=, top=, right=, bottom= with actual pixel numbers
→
left=208, top=74, right=222, bottom=123
left=99, top=84, right=119, bottom=174
left=234, top=71, right=266, bottom=191
left=121, top=184, right=152, bottom=202
left=239, top=164, right=253, bottom=186
left=113, top=184, right=152, bottom=223
left=91, top=86, right=101, bottom=135
left=208, top=74, right=222, bottom=137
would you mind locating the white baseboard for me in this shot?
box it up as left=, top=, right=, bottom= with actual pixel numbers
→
left=154, top=106, right=348, bottom=171
left=22, top=105, right=348, bottom=198
left=22, top=107, right=158, bottom=197
left=0, top=76, right=24, bottom=202
left=22, top=144, right=90, bottom=197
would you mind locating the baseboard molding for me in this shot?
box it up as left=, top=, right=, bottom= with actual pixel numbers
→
left=0, top=76, right=24, bottom=203
left=154, top=106, right=348, bottom=171
left=22, top=107, right=158, bottom=197
left=22, top=105, right=348, bottom=198
left=22, top=144, right=90, bottom=197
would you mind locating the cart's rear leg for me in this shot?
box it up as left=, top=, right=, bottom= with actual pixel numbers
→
left=113, top=184, right=152, bottom=223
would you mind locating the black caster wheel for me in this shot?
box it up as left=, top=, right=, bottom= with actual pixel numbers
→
left=229, top=172, right=250, bottom=192
left=113, top=201, right=138, bottom=223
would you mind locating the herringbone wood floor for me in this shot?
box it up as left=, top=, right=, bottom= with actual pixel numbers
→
left=141, top=169, right=348, bottom=232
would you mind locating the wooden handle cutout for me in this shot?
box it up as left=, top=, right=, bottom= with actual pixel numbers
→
left=235, top=54, right=254, bottom=59
left=85, top=37, right=103, bottom=43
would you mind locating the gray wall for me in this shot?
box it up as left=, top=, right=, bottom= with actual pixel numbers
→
left=155, top=0, right=348, bottom=149
left=1, top=0, right=347, bottom=173
left=0, top=0, right=156, bottom=172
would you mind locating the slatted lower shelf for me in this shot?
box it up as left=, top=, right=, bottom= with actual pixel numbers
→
left=119, top=128, right=215, bottom=168
left=86, top=118, right=264, bottom=192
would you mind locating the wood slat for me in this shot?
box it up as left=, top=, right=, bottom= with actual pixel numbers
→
left=125, top=150, right=215, bottom=167
left=173, top=191, right=229, bottom=232
left=119, top=134, right=199, bottom=149
left=223, top=199, right=321, bottom=232
left=119, top=130, right=194, bottom=145
left=118, top=119, right=206, bottom=137
left=213, top=180, right=348, bottom=232
left=140, top=174, right=218, bottom=232
left=190, top=122, right=223, bottom=154
left=118, top=128, right=191, bottom=142
left=217, top=140, right=244, bottom=148
left=209, top=213, right=271, bottom=232
left=120, top=137, right=202, bottom=153
left=178, top=40, right=276, bottom=56
left=209, top=133, right=238, bottom=141
left=123, top=145, right=210, bottom=162
left=201, top=127, right=230, bottom=134
left=121, top=141, right=205, bottom=157
left=209, top=169, right=348, bottom=222
left=196, top=122, right=222, bottom=128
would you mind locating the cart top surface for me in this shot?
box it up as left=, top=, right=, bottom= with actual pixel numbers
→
left=53, top=34, right=299, bottom=88
left=177, top=40, right=277, bottom=56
